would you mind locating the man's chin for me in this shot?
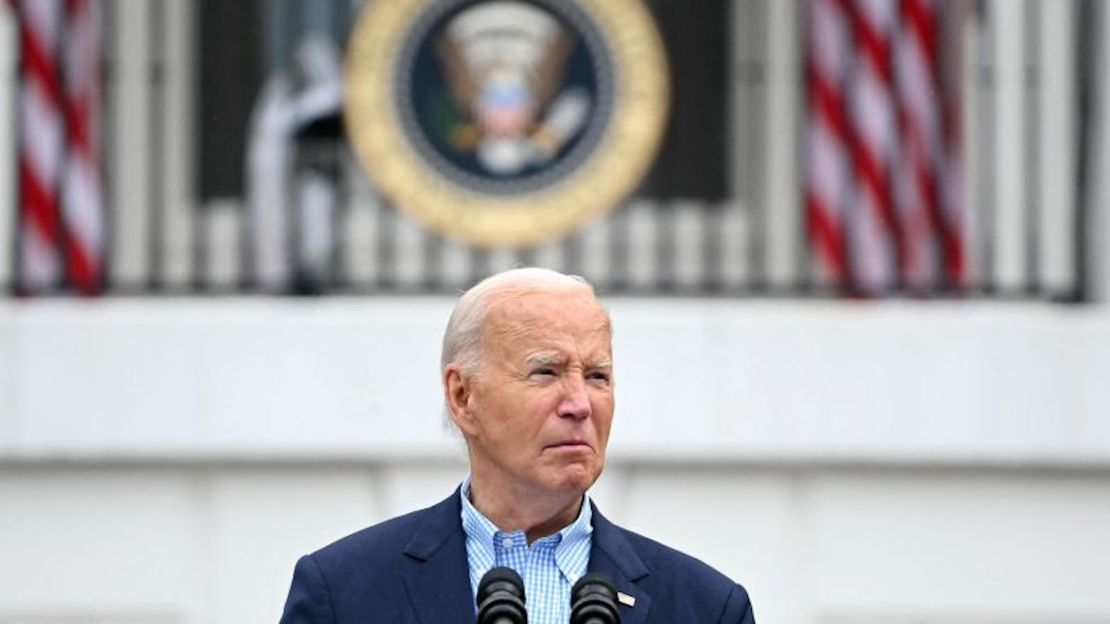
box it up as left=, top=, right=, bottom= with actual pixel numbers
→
left=542, top=465, right=600, bottom=495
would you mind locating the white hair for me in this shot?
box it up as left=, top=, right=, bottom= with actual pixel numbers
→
left=441, top=267, right=599, bottom=374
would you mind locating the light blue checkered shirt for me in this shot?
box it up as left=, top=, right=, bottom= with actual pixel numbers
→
left=460, top=478, right=593, bottom=624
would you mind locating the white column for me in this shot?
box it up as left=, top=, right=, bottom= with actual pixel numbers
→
left=110, top=0, right=152, bottom=286
left=673, top=199, right=706, bottom=288
left=343, top=166, right=383, bottom=288
left=484, top=245, right=521, bottom=276
left=530, top=225, right=567, bottom=276
left=161, top=0, right=197, bottom=288
left=1037, top=0, right=1077, bottom=296
left=392, top=212, right=428, bottom=288
left=435, top=236, right=475, bottom=292
left=961, top=2, right=983, bottom=289
left=991, top=0, right=1028, bottom=291
left=204, top=198, right=242, bottom=288
left=763, top=0, right=801, bottom=288
left=579, top=209, right=612, bottom=285
left=624, top=199, right=659, bottom=289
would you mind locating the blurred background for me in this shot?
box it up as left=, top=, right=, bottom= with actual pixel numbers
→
left=1, top=0, right=1109, bottom=622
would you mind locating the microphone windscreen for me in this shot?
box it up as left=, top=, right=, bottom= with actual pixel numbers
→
left=571, top=573, right=620, bottom=624
left=478, top=567, right=525, bottom=603
left=477, top=566, right=528, bottom=624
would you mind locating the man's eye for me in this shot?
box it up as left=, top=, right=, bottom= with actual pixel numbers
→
left=532, top=368, right=556, bottom=377
left=588, top=372, right=611, bottom=384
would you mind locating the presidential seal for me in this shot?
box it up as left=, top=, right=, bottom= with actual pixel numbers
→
left=344, top=0, right=669, bottom=247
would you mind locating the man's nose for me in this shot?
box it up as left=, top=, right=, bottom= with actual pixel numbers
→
left=558, top=375, right=592, bottom=420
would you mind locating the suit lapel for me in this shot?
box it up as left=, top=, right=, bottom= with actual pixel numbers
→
left=588, top=503, right=653, bottom=624
left=397, top=494, right=655, bottom=624
left=401, top=490, right=475, bottom=624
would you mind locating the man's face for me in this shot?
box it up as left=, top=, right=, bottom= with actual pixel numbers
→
left=457, top=288, right=614, bottom=499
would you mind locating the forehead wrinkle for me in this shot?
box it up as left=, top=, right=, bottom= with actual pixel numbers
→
left=481, top=292, right=612, bottom=365
left=482, top=303, right=538, bottom=348
left=524, top=351, right=611, bottom=365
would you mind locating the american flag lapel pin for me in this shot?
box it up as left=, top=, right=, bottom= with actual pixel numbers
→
left=617, top=592, right=636, bottom=607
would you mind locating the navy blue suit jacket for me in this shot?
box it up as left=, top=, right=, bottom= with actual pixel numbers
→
left=280, top=489, right=755, bottom=623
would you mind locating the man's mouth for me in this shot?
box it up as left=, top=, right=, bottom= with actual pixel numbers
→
left=547, top=440, right=592, bottom=451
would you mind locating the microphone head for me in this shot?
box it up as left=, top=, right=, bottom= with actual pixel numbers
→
left=570, top=573, right=620, bottom=624
left=477, top=567, right=528, bottom=624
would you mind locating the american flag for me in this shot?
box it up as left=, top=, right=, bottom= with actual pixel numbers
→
left=805, top=0, right=966, bottom=294
left=13, top=0, right=104, bottom=294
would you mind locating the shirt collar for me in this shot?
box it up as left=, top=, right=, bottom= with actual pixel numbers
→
left=459, top=476, right=594, bottom=580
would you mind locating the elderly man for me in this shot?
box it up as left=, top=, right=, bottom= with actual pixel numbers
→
left=280, top=268, right=755, bottom=624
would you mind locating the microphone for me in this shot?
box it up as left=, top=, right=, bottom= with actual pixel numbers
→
left=477, top=567, right=528, bottom=624
left=570, top=573, right=621, bottom=624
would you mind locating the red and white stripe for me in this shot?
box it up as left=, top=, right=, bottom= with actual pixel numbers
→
left=60, top=0, right=103, bottom=290
left=806, top=0, right=965, bottom=293
left=16, top=0, right=64, bottom=289
left=847, top=0, right=901, bottom=290
left=804, top=0, right=852, bottom=283
left=15, top=0, right=103, bottom=293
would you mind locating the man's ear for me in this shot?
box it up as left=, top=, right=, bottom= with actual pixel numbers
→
left=444, top=364, right=478, bottom=435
